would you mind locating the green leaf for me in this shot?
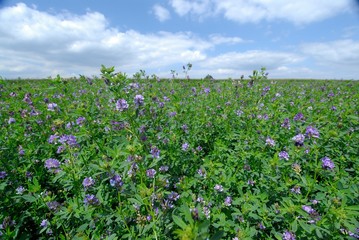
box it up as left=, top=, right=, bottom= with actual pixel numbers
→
left=22, top=194, right=37, bottom=203
left=172, top=215, right=187, bottom=230
left=315, top=228, right=323, bottom=238
left=77, top=223, right=88, bottom=232
left=299, top=221, right=312, bottom=233
left=210, top=230, right=224, bottom=240
left=291, top=220, right=298, bottom=232
left=0, top=182, right=7, bottom=191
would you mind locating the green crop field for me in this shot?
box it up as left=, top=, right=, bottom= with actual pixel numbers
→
left=0, top=66, right=358, bottom=239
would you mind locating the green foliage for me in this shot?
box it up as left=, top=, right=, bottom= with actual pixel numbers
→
left=0, top=67, right=358, bottom=239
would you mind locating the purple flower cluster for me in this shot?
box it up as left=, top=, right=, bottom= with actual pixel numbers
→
left=134, top=94, right=144, bottom=106
left=281, top=118, right=291, bottom=129
left=182, top=142, right=189, bottom=151
left=40, top=219, right=49, bottom=228
left=110, top=174, right=123, bottom=188
left=291, top=186, right=301, bottom=194
left=322, top=156, right=335, bottom=170
left=214, top=184, right=224, bottom=192
left=146, top=169, right=157, bottom=178
left=8, top=117, right=15, bottom=124
left=293, top=112, right=304, bottom=121
left=282, top=230, right=296, bottom=240
left=47, top=201, right=61, bottom=211
left=0, top=171, right=7, bottom=179
left=82, top=177, right=95, bottom=189
left=84, top=194, right=100, bottom=206
left=44, top=158, right=61, bottom=172
left=279, top=151, right=289, bottom=160
left=116, top=99, right=129, bottom=111
left=159, top=165, right=169, bottom=172
left=224, top=196, right=232, bottom=206
left=292, top=134, right=305, bottom=146
left=150, top=146, right=160, bottom=159
left=16, top=186, right=26, bottom=195
left=47, top=103, right=58, bottom=111
left=265, top=137, right=275, bottom=147
left=58, top=134, right=78, bottom=147
left=302, top=205, right=316, bottom=214
left=305, top=126, right=320, bottom=138
left=76, top=117, right=86, bottom=126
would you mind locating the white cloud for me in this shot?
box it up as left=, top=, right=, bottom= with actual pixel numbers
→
left=301, top=40, right=359, bottom=66
left=169, top=0, right=353, bottom=24
left=0, top=3, right=210, bottom=78
left=170, top=0, right=213, bottom=18
left=152, top=4, right=170, bottom=22
left=199, top=50, right=302, bottom=70
left=209, top=34, right=245, bottom=45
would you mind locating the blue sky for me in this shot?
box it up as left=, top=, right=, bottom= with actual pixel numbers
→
left=1, top=0, right=359, bottom=79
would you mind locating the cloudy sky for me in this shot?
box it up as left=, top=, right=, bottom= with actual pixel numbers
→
left=1, top=0, right=359, bottom=79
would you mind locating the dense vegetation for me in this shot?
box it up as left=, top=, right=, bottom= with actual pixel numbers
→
left=0, top=67, right=358, bottom=239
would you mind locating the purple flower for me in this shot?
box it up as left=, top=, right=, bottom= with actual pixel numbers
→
left=224, top=196, right=232, bottom=206
left=167, top=192, right=180, bottom=201
left=82, top=177, right=95, bottom=189
left=16, top=186, right=26, bottom=195
left=203, top=206, right=211, bottom=219
left=248, top=180, right=255, bottom=186
left=279, top=151, right=289, bottom=160
left=322, top=156, right=335, bottom=170
left=214, top=184, right=224, bottom=192
left=66, top=122, right=74, bottom=129
left=40, top=219, right=49, bottom=228
left=47, top=103, right=58, bottom=111
left=182, top=142, right=190, bottom=151
left=56, top=145, right=65, bottom=154
left=181, top=124, right=189, bottom=133
left=204, top=88, right=210, bottom=94
left=116, top=99, right=129, bottom=111
left=291, top=186, right=301, bottom=194
left=0, top=171, right=7, bottom=179
left=159, top=165, right=169, bottom=172
left=235, top=110, right=243, bottom=116
left=76, top=117, right=86, bottom=126
left=18, top=146, right=25, bottom=156
left=293, top=112, right=304, bottom=121
left=110, top=174, right=123, bottom=188
left=265, top=137, right=275, bottom=147
left=282, top=230, right=296, bottom=240
left=305, top=126, right=320, bottom=138
left=197, top=168, right=206, bottom=177
left=59, top=134, right=78, bottom=147
left=169, top=111, right=177, bottom=117
left=8, top=117, right=15, bottom=124
left=146, top=169, right=157, bottom=178
left=292, top=134, right=305, bottom=146
left=259, top=222, right=266, bottom=230
left=281, top=118, right=291, bottom=129
left=47, top=201, right=61, bottom=211
left=48, top=135, right=58, bottom=144
left=134, top=94, right=144, bottom=106
left=302, top=205, right=316, bottom=214
left=150, top=146, right=160, bottom=159
left=84, top=194, right=100, bottom=206
left=45, top=158, right=60, bottom=170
